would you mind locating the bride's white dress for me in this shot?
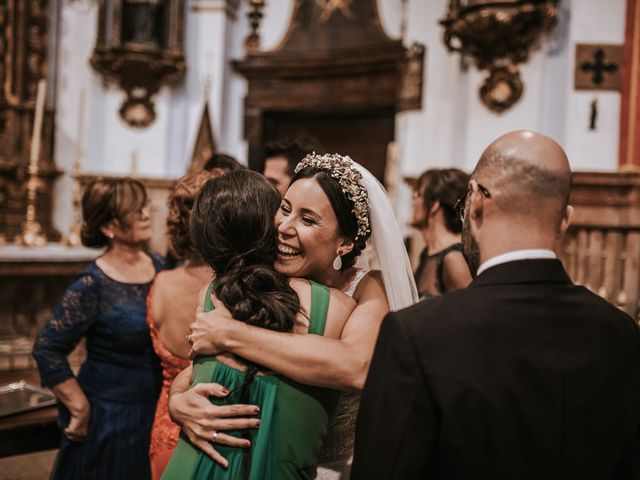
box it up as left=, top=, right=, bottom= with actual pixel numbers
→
left=314, top=160, right=420, bottom=479
left=314, top=269, right=368, bottom=480
left=315, top=391, right=360, bottom=479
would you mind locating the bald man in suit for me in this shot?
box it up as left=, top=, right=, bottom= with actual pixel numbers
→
left=352, top=131, right=640, bottom=480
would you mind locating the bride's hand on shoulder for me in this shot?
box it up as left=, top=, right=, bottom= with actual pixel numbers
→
left=188, top=302, right=236, bottom=358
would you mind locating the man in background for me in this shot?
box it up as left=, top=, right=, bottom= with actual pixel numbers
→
left=203, top=153, right=244, bottom=173
left=262, top=139, right=315, bottom=196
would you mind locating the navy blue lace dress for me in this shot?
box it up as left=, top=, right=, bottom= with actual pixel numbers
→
left=32, top=255, right=165, bottom=480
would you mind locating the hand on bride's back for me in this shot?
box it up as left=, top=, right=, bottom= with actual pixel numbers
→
left=189, top=301, right=235, bottom=358
left=168, top=380, right=260, bottom=468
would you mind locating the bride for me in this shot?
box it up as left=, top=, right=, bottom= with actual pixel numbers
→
left=170, top=153, right=419, bottom=478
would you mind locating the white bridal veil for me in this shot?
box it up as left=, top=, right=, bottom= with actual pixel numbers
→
left=353, top=163, right=419, bottom=311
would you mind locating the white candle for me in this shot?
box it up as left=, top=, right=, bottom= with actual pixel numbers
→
left=29, top=79, right=47, bottom=170
left=130, top=151, right=138, bottom=176
left=74, top=89, right=86, bottom=174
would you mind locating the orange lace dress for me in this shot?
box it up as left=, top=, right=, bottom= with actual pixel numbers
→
left=147, top=279, right=191, bottom=480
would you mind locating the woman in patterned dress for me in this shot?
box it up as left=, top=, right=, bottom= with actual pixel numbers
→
left=33, top=177, right=164, bottom=479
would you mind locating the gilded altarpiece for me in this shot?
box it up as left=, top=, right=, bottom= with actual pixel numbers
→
left=0, top=0, right=58, bottom=240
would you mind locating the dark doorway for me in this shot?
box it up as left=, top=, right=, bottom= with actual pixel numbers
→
left=262, top=109, right=395, bottom=182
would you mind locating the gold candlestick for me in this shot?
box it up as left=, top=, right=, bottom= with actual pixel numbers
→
left=130, top=151, right=138, bottom=176
left=63, top=89, right=86, bottom=247
left=0, top=191, right=6, bottom=245
left=15, top=79, right=47, bottom=247
left=245, top=0, right=265, bottom=53
left=15, top=171, right=47, bottom=246
left=63, top=166, right=83, bottom=247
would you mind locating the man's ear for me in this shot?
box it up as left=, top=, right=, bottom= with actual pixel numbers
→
left=337, top=237, right=355, bottom=257
left=429, top=200, right=441, bottom=217
left=468, top=180, right=484, bottom=222
left=558, top=205, right=574, bottom=238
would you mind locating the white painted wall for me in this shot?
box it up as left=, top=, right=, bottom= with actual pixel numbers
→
left=217, top=0, right=294, bottom=161
left=374, top=0, right=626, bottom=227
left=564, top=0, right=626, bottom=171
left=52, top=0, right=99, bottom=235
left=52, top=0, right=242, bottom=234
left=376, top=0, right=626, bottom=176
left=218, top=1, right=250, bottom=161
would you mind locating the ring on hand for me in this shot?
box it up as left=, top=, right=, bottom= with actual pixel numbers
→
left=185, top=333, right=191, bottom=343
left=212, top=431, right=219, bottom=442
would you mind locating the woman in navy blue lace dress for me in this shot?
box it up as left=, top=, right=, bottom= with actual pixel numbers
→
left=32, top=178, right=164, bottom=479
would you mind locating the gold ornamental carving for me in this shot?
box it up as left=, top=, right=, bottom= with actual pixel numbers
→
left=440, top=0, right=558, bottom=113
left=316, top=0, right=353, bottom=22
left=90, top=0, right=186, bottom=128
left=15, top=80, right=48, bottom=247
left=245, top=0, right=265, bottom=53
left=0, top=1, right=8, bottom=134
left=398, top=43, right=425, bottom=112
left=1, top=0, right=60, bottom=242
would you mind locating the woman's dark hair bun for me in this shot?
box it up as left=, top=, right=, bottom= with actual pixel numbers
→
left=190, top=169, right=300, bottom=336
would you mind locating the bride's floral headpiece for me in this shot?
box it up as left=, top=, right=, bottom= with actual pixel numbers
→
left=295, top=153, right=371, bottom=241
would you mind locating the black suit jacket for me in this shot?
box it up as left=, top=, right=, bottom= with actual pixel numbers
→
left=352, top=259, right=640, bottom=480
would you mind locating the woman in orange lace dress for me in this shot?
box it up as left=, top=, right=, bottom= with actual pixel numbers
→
left=147, top=170, right=225, bottom=479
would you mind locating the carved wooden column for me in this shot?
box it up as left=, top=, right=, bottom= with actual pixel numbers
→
left=0, top=0, right=59, bottom=241
left=620, top=0, right=640, bottom=171
left=0, top=2, right=8, bottom=135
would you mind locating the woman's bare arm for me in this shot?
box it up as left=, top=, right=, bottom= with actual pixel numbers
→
left=170, top=275, right=379, bottom=465
left=51, top=378, right=90, bottom=442
left=442, top=251, right=472, bottom=292
left=189, top=272, right=389, bottom=391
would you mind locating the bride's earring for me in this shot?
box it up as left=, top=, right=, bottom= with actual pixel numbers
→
left=332, top=254, right=342, bottom=271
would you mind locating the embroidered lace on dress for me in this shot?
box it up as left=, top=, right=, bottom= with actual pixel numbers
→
left=316, top=268, right=370, bottom=479
left=31, top=255, right=165, bottom=480
left=33, top=259, right=163, bottom=397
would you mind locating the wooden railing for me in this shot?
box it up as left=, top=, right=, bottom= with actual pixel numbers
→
left=559, top=172, right=640, bottom=322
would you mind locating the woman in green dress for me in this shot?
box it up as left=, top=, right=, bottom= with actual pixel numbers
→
left=162, top=170, right=355, bottom=480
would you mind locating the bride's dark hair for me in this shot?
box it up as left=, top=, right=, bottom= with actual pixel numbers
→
left=190, top=169, right=300, bottom=474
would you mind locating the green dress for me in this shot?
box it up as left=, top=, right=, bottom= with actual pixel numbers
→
left=162, top=280, right=341, bottom=480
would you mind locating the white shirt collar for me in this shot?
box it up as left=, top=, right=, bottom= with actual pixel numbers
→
left=477, top=249, right=557, bottom=276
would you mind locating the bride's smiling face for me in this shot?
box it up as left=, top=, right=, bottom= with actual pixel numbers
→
left=275, top=177, right=348, bottom=279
